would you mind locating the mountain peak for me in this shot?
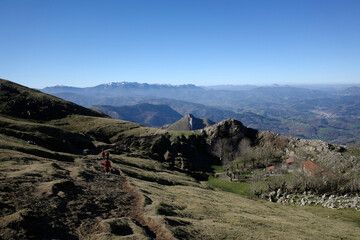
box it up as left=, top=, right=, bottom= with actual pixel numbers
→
left=164, top=113, right=214, bottom=131
left=342, top=86, right=360, bottom=95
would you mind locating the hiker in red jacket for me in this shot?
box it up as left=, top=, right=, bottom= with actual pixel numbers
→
left=101, top=149, right=105, bottom=160
left=103, top=156, right=111, bottom=176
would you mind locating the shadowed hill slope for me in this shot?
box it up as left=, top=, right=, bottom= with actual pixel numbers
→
left=92, top=103, right=183, bottom=127
left=0, top=78, right=107, bottom=120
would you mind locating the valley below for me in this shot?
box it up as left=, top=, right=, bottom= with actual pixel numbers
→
left=42, top=82, right=360, bottom=146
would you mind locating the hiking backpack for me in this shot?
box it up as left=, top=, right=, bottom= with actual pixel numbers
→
left=104, top=159, right=110, bottom=168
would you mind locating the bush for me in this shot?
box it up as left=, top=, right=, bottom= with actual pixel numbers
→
left=250, top=181, right=269, bottom=196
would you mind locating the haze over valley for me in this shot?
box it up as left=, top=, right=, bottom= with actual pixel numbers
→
left=42, top=82, right=360, bottom=146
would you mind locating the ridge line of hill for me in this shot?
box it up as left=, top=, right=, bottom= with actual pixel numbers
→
left=0, top=78, right=107, bottom=120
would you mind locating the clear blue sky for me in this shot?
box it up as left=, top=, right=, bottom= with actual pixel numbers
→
left=1, top=0, right=360, bottom=88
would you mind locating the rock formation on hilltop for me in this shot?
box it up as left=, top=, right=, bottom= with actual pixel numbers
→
left=204, top=118, right=258, bottom=145
left=163, top=113, right=215, bottom=131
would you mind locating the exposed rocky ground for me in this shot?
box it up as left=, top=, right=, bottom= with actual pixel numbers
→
left=263, top=189, right=360, bottom=210
left=0, top=155, right=173, bottom=240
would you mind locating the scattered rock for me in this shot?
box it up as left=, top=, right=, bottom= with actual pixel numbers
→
left=263, top=191, right=360, bottom=210
left=27, top=140, right=37, bottom=145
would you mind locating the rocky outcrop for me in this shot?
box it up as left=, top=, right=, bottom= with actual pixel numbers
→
left=164, top=114, right=215, bottom=131
left=285, top=138, right=345, bottom=157
left=202, top=118, right=258, bottom=156
left=262, top=189, right=360, bottom=210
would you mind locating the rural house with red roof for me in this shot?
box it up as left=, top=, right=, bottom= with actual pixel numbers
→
left=303, top=160, right=324, bottom=175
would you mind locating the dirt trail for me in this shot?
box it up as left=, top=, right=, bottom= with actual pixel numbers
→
left=0, top=155, right=174, bottom=240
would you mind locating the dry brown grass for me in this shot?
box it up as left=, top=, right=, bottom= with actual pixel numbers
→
left=122, top=155, right=360, bottom=240
left=121, top=173, right=175, bottom=240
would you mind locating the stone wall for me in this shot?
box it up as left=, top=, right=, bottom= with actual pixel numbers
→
left=262, top=189, right=360, bottom=210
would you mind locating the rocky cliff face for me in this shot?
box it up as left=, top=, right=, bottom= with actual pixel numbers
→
left=203, top=118, right=258, bottom=146
left=143, top=118, right=352, bottom=179
left=204, top=118, right=346, bottom=159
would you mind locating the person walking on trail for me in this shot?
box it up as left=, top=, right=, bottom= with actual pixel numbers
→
left=103, top=156, right=111, bottom=176
left=101, top=149, right=105, bottom=160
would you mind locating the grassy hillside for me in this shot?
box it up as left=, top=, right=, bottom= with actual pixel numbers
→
left=1, top=80, right=359, bottom=239
left=1, top=115, right=359, bottom=239
left=0, top=78, right=107, bottom=120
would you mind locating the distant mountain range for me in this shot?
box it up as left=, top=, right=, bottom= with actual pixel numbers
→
left=41, top=82, right=360, bottom=146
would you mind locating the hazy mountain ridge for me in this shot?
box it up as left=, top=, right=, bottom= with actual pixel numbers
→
left=43, top=82, right=203, bottom=100
left=42, top=82, right=360, bottom=146
left=47, top=92, right=275, bottom=129
left=341, top=86, right=360, bottom=95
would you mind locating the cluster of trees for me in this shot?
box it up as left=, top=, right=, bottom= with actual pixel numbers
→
left=250, top=163, right=360, bottom=196
left=212, top=137, right=275, bottom=172
left=212, top=137, right=360, bottom=195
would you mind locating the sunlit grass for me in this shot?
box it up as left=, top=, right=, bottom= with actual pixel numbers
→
left=302, top=205, right=360, bottom=227
left=211, top=165, right=225, bottom=173
left=207, top=176, right=254, bottom=197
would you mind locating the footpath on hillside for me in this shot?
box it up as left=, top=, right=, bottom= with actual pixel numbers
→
left=0, top=154, right=174, bottom=240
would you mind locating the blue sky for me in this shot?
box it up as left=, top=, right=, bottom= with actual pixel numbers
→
left=1, top=0, right=360, bottom=88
